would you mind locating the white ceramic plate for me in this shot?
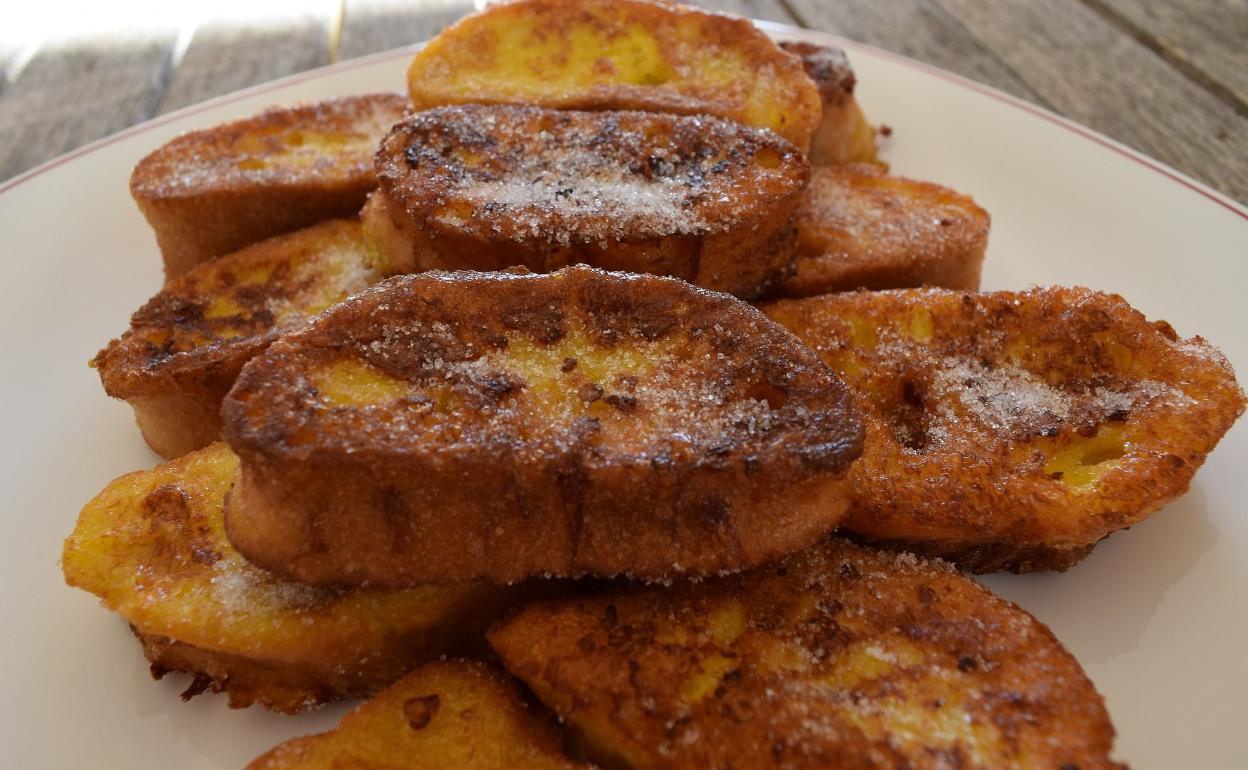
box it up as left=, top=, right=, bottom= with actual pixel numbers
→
left=1, top=24, right=1244, bottom=769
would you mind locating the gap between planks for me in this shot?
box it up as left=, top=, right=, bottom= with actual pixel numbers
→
left=1079, top=0, right=1248, bottom=119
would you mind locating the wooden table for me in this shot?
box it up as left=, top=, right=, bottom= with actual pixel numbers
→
left=0, top=0, right=1243, bottom=203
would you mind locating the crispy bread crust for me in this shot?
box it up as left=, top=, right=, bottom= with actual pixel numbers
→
left=130, top=93, right=406, bottom=277
left=764, top=288, right=1246, bottom=572
left=780, top=41, right=879, bottom=165
left=136, top=629, right=390, bottom=713
left=371, top=105, right=808, bottom=299
left=772, top=164, right=989, bottom=298
left=490, top=538, right=1126, bottom=770
left=61, top=444, right=519, bottom=712
left=222, top=266, right=862, bottom=586
left=247, top=661, right=583, bottom=770
left=406, top=0, right=822, bottom=150
left=93, top=220, right=376, bottom=458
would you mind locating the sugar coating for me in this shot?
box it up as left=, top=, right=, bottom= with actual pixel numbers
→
left=382, top=105, right=806, bottom=246
left=211, top=558, right=328, bottom=616
left=133, top=94, right=405, bottom=196
left=491, top=539, right=1123, bottom=770
left=928, top=357, right=1192, bottom=442
left=100, top=221, right=376, bottom=386
left=330, top=313, right=793, bottom=458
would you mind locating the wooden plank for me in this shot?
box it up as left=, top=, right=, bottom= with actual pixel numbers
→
left=158, top=14, right=332, bottom=113
left=339, top=0, right=475, bottom=60
left=785, top=0, right=1050, bottom=107
left=0, top=34, right=173, bottom=182
left=1088, top=0, right=1248, bottom=112
left=935, top=0, right=1248, bottom=202
left=686, top=0, right=796, bottom=24
left=0, top=44, right=17, bottom=99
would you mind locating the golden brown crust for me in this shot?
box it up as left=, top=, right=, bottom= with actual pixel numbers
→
left=61, top=444, right=520, bottom=712
left=489, top=538, right=1127, bottom=770
left=779, top=41, right=880, bottom=165
left=93, top=220, right=378, bottom=458
left=247, top=661, right=584, bottom=770
left=130, top=93, right=406, bottom=277
left=770, top=164, right=989, bottom=299
left=372, top=104, right=808, bottom=299
left=781, top=41, right=857, bottom=105
left=406, top=0, right=822, bottom=150
left=763, top=288, right=1246, bottom=572
left=222, top=266, right=862, bottom=586
left=136, top=629, right=379, bottom=713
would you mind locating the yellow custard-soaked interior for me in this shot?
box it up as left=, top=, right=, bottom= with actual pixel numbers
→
left=162, top=225, right=374, bottom=349
left=497, top=331, right=670, bottom=415
left=486, top=20, right=675, bottom=89
left=308, top=330, right=678, bottom=426
left=312, top=358, right=413, bottom=407
left=233, top=125, right=375, bottom=171
left=410, top=3, right=813, bottom=142
left=1042, top=424, right=1127, bottom=488
left=61, top=443, right=498, bottom=663
left=713, top=604, right=1001, bottom=765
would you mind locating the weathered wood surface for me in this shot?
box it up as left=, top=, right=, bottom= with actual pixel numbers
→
left=0, top=0, right=1244, bottom=203
left=1092, top=0, right=1248, bottom=113
left=157, top=19, right=332, bottom=114
left=0, top=34, right=174, bottom=181
left=340, top=0, right=476, bottom=60
left=686, top=0, right=796, bottom=23
left=935, top=0, right=1248, bottom=203
left=786, top=0, right=1050, bottom=107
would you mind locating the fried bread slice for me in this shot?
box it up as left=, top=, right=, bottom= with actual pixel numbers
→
left=249, top=660, right=584, bottom=770
left=61, top=443, right=519, bottom=713
left=369, top=105, right=809, bottom=299
left=405, top=0, right=822, bottom=151
left=779, top=41, right=879, bottom=165
left=221, top=266, right=863, bottom=586
left=764, top=288, right=1246, bottom=572
left=771, top=164, right=990, bottom=298
left=490, top=538, right=1126, bottom=770
left=93, top=219, right=382, bottom=459
left=131, top=93, right=406, bottom=277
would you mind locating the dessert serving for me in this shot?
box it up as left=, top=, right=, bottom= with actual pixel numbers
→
left=491, top=538, right=1127, bottom=770
left=765, top=287, right=1246, bottom=571
left=62, top=443, right=521, bottom=712
left=367, top=105, right=809, bottom=298
left=131, top=93, right=407, bottom=277
left=403, top=0, right=824, bottom=151
left=248, top=661, right=584, bottom=770
left=772, top=164, right=990, bottom=298
left=62, top=0, right=1245, bottom=767
left=94, top=220, right=382, bottom=458
left=221, top=266, right=862, bottom=585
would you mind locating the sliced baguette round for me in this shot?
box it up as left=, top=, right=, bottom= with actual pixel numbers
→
left=490, top=538, right=1126, bottom=770
left=369, top=104, right=809, bottom=299
left=779, top=41, right=880, bottom=166
left=61, top=443, right=519, bottom=713
left=772, top=164, right=990, bottom=299
left=405, top=0, right=823, bottom=151
left=222, top=266, right=863, bottom=586
left=247, top=661, right=582, bottom=770
left=764, top=287, right=1246, bottom=572
left=130, top=93, right=406, bottom=278
left=94, top=220, right=379, bottom=459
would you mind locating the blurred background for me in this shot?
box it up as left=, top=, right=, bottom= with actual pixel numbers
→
left=0, top=0, right=1243, bottom=201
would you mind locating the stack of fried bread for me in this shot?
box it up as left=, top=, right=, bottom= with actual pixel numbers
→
left=65, top=0, right=1244, bottom=767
